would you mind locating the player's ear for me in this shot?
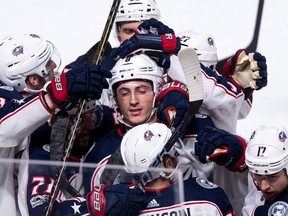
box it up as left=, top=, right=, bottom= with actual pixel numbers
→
left=26, top=74, right=43, bottom=88
left=26, top=75, right=38, bottom=86
left=163, top=155, right=177, bottom=169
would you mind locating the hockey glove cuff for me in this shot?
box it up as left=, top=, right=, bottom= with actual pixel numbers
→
left=87, top=184, right=146, bottom=216
left=46, top=64, right=111, bottom=110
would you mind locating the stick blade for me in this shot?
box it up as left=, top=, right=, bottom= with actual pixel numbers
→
left=178, top=48, right=203, bottom=102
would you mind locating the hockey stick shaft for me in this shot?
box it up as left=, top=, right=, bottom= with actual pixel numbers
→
left=135, top=48, right=204, bottom=191
left=42, top=1, right=121, bottom=215
left=216, top=0, right=264, bottom=71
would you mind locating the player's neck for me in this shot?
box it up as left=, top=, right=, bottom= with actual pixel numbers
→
left=145, top=178, right=171, bottom=190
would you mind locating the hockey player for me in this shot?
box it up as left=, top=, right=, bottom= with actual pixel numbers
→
left=49, top=122, right=236, bottom=216
left=242, top=126, right=288, bottom=215
left=113, top=0, right=161, bottom=44
left=81, top=53, right=171, bottom=191
left=175, top=29, right=268, bottom=215
left=119, top=122, right=235, bottom=215
left=0, top=33, right=112, bottom=215
left=17, top=101, right=103, bottom=216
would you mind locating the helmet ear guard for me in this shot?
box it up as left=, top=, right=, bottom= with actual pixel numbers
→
left=177, top=30, right=218, bottom=70
left=245, top=125, right=288, bottom=175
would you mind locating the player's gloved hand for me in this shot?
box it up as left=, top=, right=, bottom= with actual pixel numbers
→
left=137, top=18, right=175, bottom=36
left=222, top=49, right=268, bottom=90
left=110, top=34, right=174, bottom=69
left=46, top=64, right=111, bottom=110
left=137, top=18, right=181, bottom=55
left=86, top=184, right=147, bottom=216
left=195, top=126, right=247, bottom=172
left=156, top=81, right=189, bottom=128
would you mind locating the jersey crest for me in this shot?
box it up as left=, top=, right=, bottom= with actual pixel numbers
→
left=196, top=177, right=218, bottom=189
left=268, top=201, right=288, bottom=216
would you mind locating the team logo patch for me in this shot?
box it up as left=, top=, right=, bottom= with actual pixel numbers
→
left=12, top=45, right=24, bottom=56
left=279, top=131, right=287, bottom=142
left=144, top=130, right=154, bottom=141
left=196, top=177, right=218, bottom=189
left=207, top=37, right=214, bottom=46
left=268, top=201, right=288, bottom=216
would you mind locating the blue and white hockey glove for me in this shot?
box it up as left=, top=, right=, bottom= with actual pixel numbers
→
left=222, top=49, right=268, bottom=91
left=46, top=64, right=111, bottom=110
left=86, top=184, right=146, bottom=216
left=156, top=81, right=189, bottom=128
left=195, top=126, right=247, bottom=172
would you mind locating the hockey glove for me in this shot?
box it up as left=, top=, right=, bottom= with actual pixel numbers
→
left=110, top=34, right=176, bottom=69
left=47, top=64, right=111, bottom=110
left=195, top=126, right=247, bottom=172
left=222, top=49, right=268, bottom=90
left=137, top=18, right=181, bottom=54
left=137, top=18, right=175, bottom=36
left=87, top=184, right=146, bottom=216
left=156, top=81, right=189, bottom=128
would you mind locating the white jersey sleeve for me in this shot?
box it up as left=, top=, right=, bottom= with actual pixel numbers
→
left=0, top=92, right=53, bottom=147
left=168, top=55, right=251, bottom=134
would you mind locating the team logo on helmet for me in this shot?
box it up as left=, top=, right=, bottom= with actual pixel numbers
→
left=279, top=131, right=287, bottom=142
left=196, top=177, right=218, bottom=189
left=12, top=45, right=24, bottom=56
left=144, top=130, right=154, bottom=141
left=268, top=201, right=288, bottom=216
left=207, top=37, right=214, bottom=46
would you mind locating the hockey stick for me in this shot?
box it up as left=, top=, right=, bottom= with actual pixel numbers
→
left=135, top=48, right=203, bottom=191
left=216, top=0, right=264, bottom=71
left=48, top=41, right=113, bottom=197
left=42, top=1, right=121, bottom=215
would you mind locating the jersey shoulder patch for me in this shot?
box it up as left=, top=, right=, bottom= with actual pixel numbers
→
left=268, top=201, right=288, bottom=216
left=195, top=177, right=218, bottom=189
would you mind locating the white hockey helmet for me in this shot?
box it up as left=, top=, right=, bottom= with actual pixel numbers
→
left=246, top=125, right=288, bottom=175
left=114, top=0, right=161, bottom=35
left=0, top=33, right=61, bottom=92
left=109, top=53, right=164, bottom=106
left=121, top=122, right=181, bottom=182
left=177, top=30, right=218, bottom=70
